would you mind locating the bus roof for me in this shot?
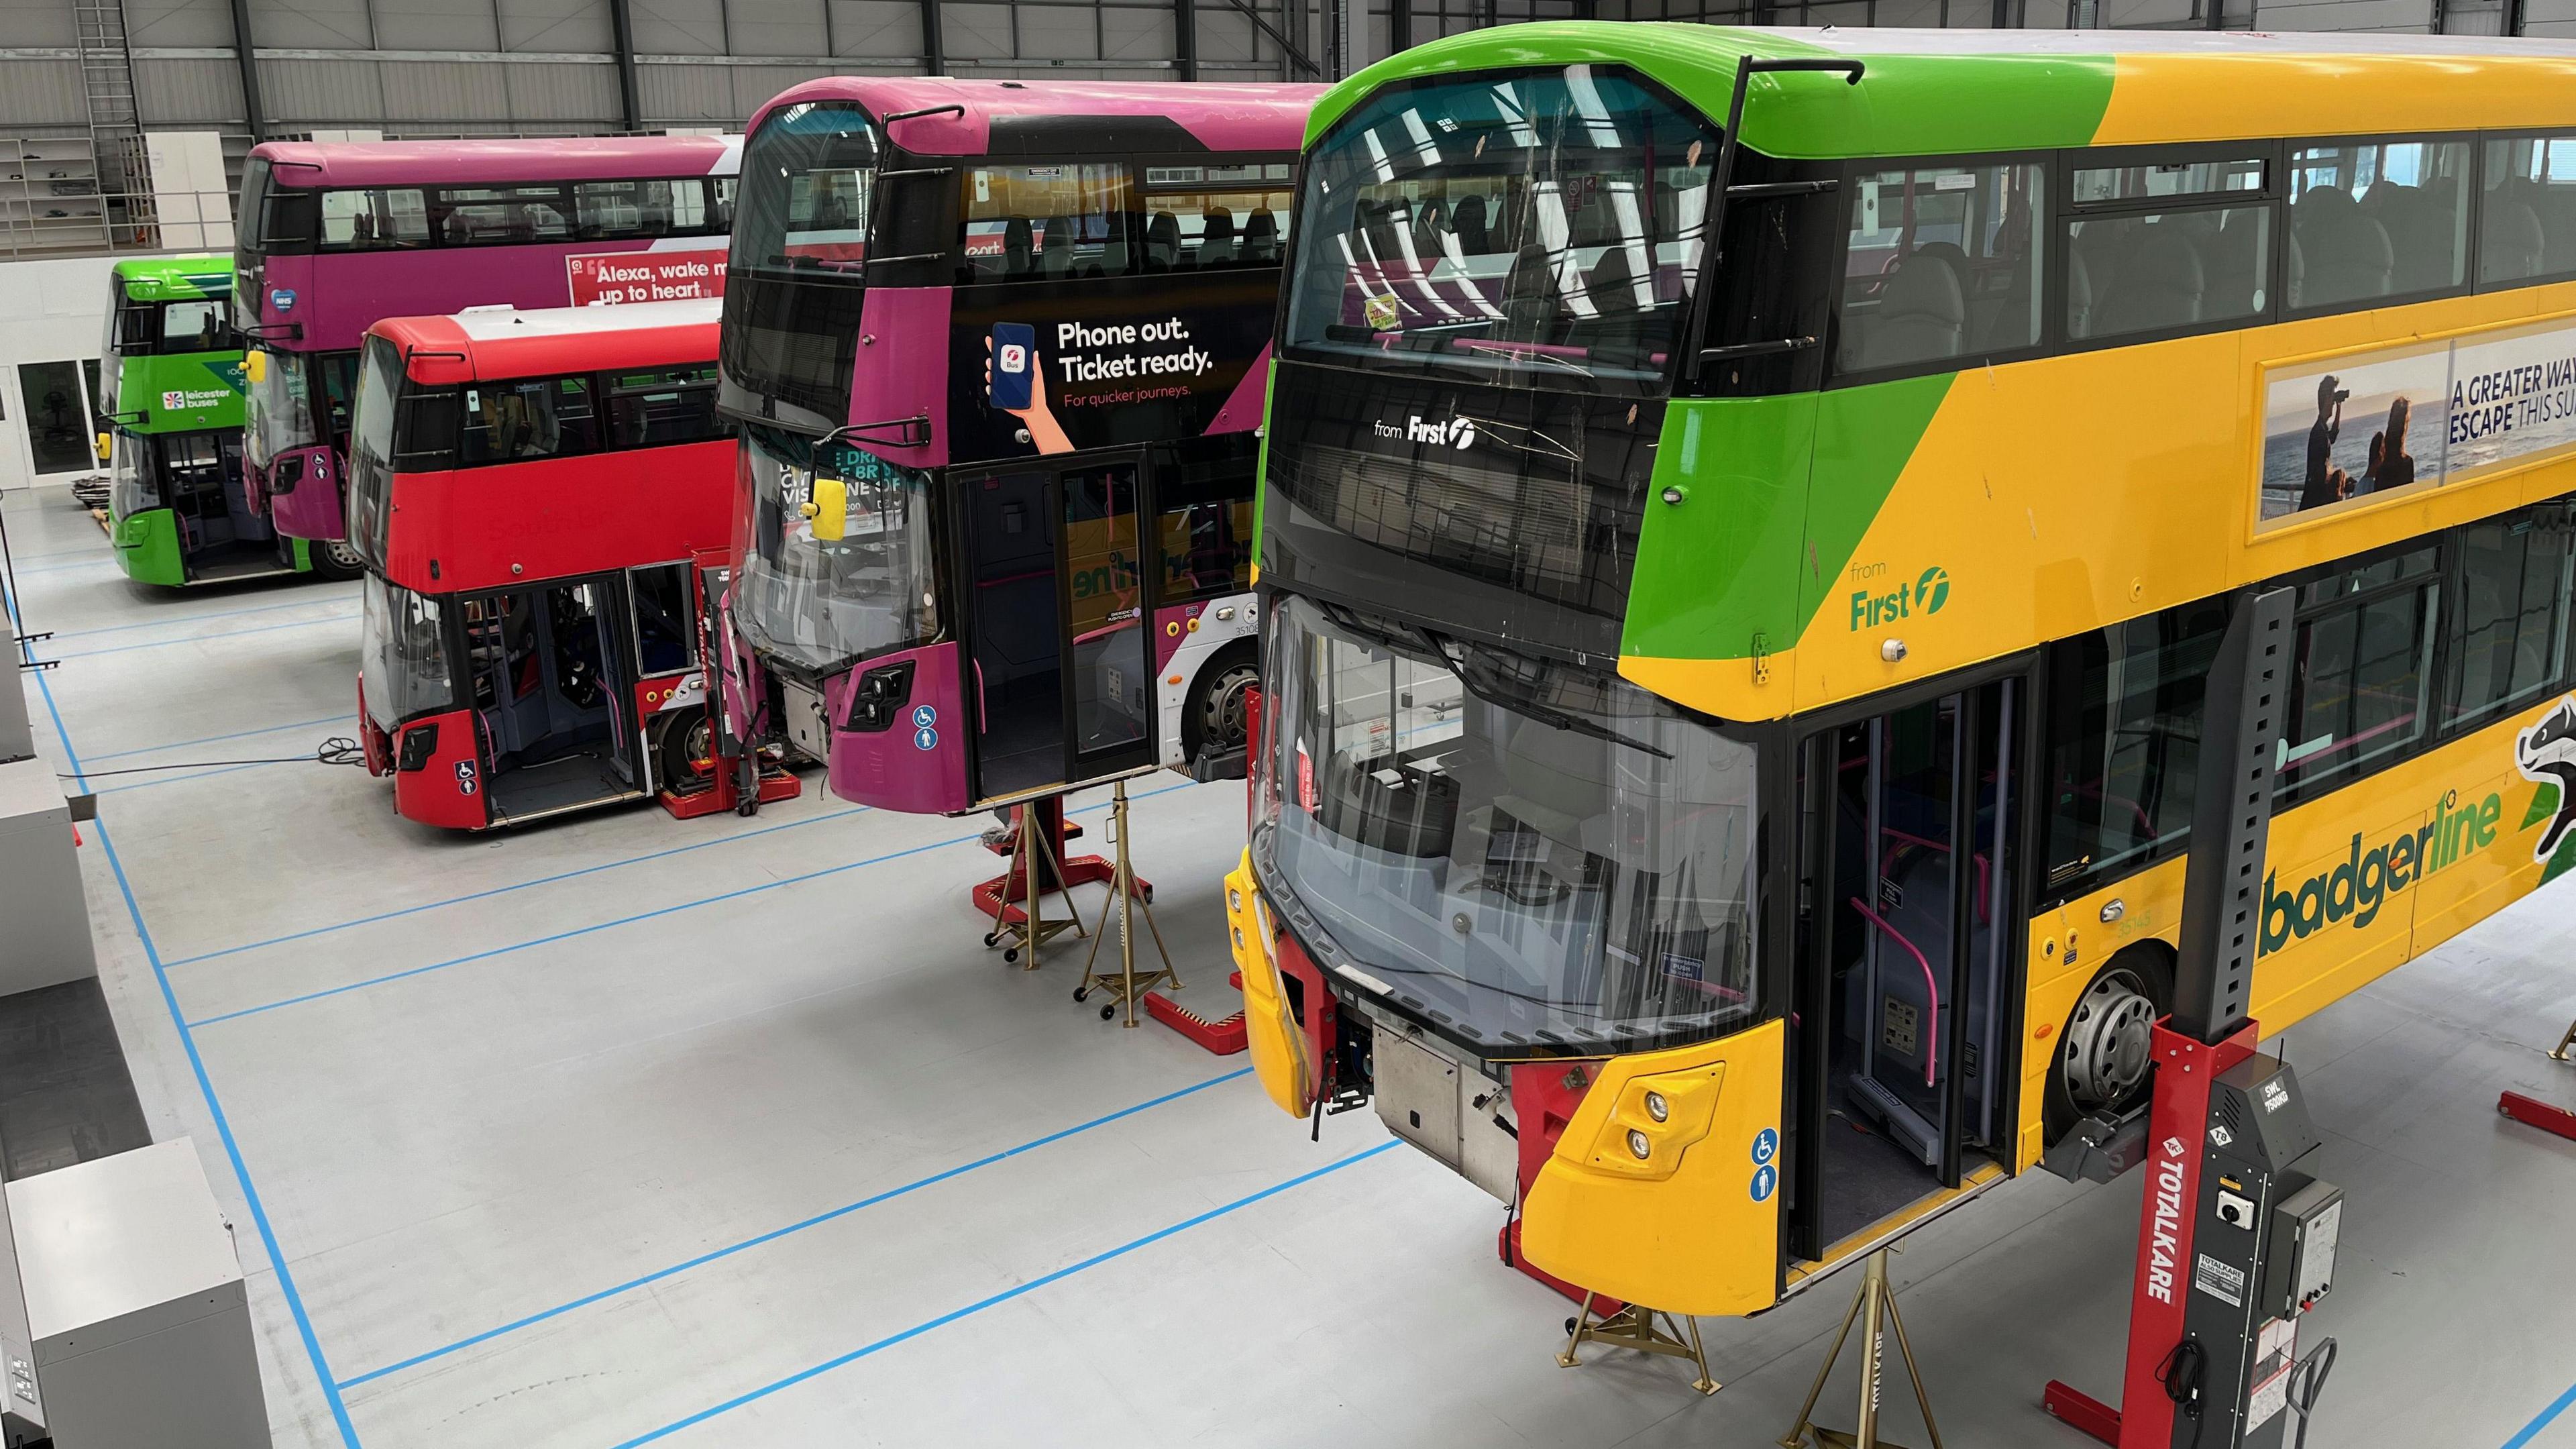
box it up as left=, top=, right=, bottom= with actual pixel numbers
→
left=250, top=134, right=741, bottom=189
left=372, top=297, right=720, bottom=386
left=111, top=254, right=231, bottom=300
left=1320, top=23, right=2576, bottom=159
left=746, top=77, right=1324, bottom=158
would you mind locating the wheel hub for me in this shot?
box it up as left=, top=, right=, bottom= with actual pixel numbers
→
left=2061, top=969, right=2157, bottom=1110
left=324, top=541, right=363, bottom=569
left=1199, top=665, right=1257, bottom=750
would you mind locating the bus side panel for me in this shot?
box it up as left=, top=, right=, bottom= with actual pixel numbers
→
left=1520, top=1019, right=1785, bottom=1318
left=2406, top=703, right=2571, bottom=963
left=823, top=640, right=970, bottom=814
left=382, top=441, right=733, bottom=596
left=111, top=508, right=187, bottom=586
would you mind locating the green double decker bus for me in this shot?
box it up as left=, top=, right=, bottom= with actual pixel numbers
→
left=103, top=256, right=338, bottom=586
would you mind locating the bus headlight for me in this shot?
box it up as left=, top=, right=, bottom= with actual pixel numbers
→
left=1627, top=1130, right=1651, bottom=1160
left=1646, top=1091, right=1670, bottom=1123
left=1578, top=1063, right=1727, bottom=1182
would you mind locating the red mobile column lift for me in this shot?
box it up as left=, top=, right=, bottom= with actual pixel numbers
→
left=2044, top=587, right=2347, bottom=1449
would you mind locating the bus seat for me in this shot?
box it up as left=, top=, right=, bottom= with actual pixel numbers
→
left=1200, top=207, right=1238, bottom=268
left=1244, top=209, right=1279, bottom=263
left=2481, top=189, right=2546, bottom=282
left=1452, top=195, right=1491, bottom=256
left=1001, top=217, right=1034, bottom=277
left=2536, top=186, right=2576, bottom=276
left=1586, top=245, right=1642, bottom=316
left=1501, top=242, right=1562, bottom=337
left=2294, top=186, right=2394, bottom=307
left=2199, top=209, right=2267, bottom=318
left=1853, top=254, right=1964, bottom=370
left=2092, top=230, right=2204, bottom=337
left=2365, top=182, right=2451, bottom=293
left=2063, top=250, right=2093, bottom=339
left=1038, top=215, right=1073, bottom=278
left=1146, top=210, right=1181, bottom=270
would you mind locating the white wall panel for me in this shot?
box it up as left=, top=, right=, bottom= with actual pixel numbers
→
left=1099, top=3, right=1173, bottom=61
left=0, top=60, right=79, bottom=123
left=943, top=2, right=1013, bottom=56
left=249, top=0, right=375, bottom=50
left=639, top=59, right=732, bottom=121
left=724, top=62, right=839, bottom=113
left=2255, top=0, right=2431, bottom=26
left=827, top=0, right=920, bottom=55
left=377, top=58, right=508, bottom=124
left=373, top=0, right=503, bottom=52
left=502, top=60, right=619, bottom=120
left=1018, top=1, right=1100, bottom=58
left=0, top=0, right=74, bottom=48
left=502, top=0, right=615, bottom=54
left=124, top=0, right=234, bottom=48
left=633, top=0, right=728, bottom=54
left=727, top=0, right=826, bottom=58
left=134, top=57, right=244, bottom=124
left=1197, top=6, right=1264, bottom=63
left=260, top=58, right=388, bottom=122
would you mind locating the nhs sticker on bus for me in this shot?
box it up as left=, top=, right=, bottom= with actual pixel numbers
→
left=269, top=287, right=297, bottom=312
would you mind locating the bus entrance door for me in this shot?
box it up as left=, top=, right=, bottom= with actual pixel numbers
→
left=1795, top=678, right=2017, bottom=1256
left=464, top=575, right=643, bottom=823
left=963, top=455, right=1157, bottom=803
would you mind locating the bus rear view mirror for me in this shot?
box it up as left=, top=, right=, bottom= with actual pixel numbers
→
left=804, top=475, right=849, bottom=541
left=244, top=349, right=268, bottom=385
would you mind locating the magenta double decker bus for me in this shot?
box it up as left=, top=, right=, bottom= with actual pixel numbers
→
left=718, top=78, right=1318, bottom=815
left=233, top=134, right=741, bottom=574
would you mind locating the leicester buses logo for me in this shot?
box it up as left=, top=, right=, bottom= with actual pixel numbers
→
left=2514, top=695, right=2576, bottom=861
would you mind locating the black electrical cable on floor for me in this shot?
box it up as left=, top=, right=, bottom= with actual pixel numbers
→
left=2287, top=1337, right=2338, bottom=1449
left=59, top=735, right=367, bottom=781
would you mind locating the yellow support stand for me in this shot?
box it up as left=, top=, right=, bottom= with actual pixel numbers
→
left=1557, top=1293, right=1719, bottom=1395
left=1075, top=779, right=1178, bottom=1026
left=992, top=798, right=1084, bottom=970
left=2551, top=1016, right=2573, bottom=1062
left=1779, top=1250, right=1943, bottom=1449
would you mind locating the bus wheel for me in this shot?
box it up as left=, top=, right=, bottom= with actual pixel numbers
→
left=1185, top=645, right=1259, bottom=759
left=311, top=539, right=365, bottom=582
left=2045, top=947, right=2172, bottom=1144
left=656, top=707, right=715, bottom=792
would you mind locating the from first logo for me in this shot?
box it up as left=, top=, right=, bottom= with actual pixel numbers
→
left=1849, top=565, right=1951, bottom=632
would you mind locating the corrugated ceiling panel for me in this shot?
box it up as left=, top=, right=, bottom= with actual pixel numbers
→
left=248, top=0, right=376, bottom=50
left=136, top=57, right=246, bottom=125
left=124, top=0, right=235, bottom=48
left=260, top=58, right=390, bottom=124
left=0, top=61, right=80, bottom=125
left=502, top=61, right=619, bottom=122
left=633, top=0, right=727, bottom=54
left=638, top=62, right=731, bottom=125
left=828, top=0, right=922, bottom=55
left=373, top=0, right=503, bottom=52
left=502, top=0, right=616, bottom=53
left=727, top=0, right=828, bottom=57
left=377, top=58, right=511, bottom=125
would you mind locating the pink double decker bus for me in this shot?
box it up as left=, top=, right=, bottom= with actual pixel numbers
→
left=232, top=135, right=741, bottom=574
left=718, top=79, right=1319, bottom=815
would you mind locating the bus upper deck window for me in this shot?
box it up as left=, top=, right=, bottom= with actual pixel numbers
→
left=2288, top=142, right=2470, bottom=309
left=1837, top=162, right=2045, bottom=375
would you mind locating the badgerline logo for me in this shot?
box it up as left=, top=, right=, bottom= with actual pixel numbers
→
left=1849, top=566, right=1951, bottom=631
left=1375, top=415, right=1477, bottom=449
left=2260, top=786, right=2504, bottom=955
left=2145, top=1134, right=2187, bottom=1304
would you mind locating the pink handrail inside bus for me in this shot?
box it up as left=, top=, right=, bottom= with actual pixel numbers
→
left=1847, top=896, right=1939, bottom=1088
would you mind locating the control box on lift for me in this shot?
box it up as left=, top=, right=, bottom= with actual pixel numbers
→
left=2180, top=1053, right=2343, bottom=1448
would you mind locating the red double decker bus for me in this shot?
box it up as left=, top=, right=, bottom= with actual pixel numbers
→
left=348, top=297, right=790, bottom=829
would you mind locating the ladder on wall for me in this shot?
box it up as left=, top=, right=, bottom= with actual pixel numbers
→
left=72, top=0, right=150, bottom=246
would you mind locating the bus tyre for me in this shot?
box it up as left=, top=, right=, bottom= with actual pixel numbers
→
left=310, top=539, right=365, bottom=582
left=655, top=707, right=715, bottom=793
left=1183, top=643, right=1258, bottom=760
left=2043, top=946, right=2174, bottom=1146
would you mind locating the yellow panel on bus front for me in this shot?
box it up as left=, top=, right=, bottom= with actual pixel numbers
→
left=1520, top=1019, right=1784, bottom=1318
left=1224, top=850, right=1311, bottom=1118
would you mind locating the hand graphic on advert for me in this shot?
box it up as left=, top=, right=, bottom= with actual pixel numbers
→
left=986, top=335, right=1073, bottom=455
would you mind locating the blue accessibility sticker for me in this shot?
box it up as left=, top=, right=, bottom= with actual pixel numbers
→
left=911, top=704, right=937, bottom=730
left=1751, top=1164, right=1777, bottom=1203
left=1752, top=1127, right=1779, bottom=1166
left=914, top=726, right=938, bottom=751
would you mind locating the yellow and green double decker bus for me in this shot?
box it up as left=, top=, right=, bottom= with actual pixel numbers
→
left=1224, top=26, right=2576, bottom=1323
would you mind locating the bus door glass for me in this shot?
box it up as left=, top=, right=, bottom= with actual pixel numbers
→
left=1796, top=677, right=2015, bottom=1254
left=1060, top=460, right=1153, bottom=779
left=461, top=575, right=640, bottom=819
left=965, top=467, right=1067, bottom=799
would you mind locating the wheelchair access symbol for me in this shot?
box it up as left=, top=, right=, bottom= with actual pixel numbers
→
left=912, top=704, right=937, bottom=730
left=453, top=759, right=478, bottom=796
left=1752, top=1128, right=1779, bottom=1166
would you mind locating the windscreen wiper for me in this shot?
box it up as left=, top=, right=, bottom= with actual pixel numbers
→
left=1415, top=627, right=1672, bottom=760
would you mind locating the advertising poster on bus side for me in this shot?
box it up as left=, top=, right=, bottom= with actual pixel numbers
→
left=2259, top=313, right=2576, bottom=530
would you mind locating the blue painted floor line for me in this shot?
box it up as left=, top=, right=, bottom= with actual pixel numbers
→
left=85, top=712, right=358, bottom=762
left=51, top=591, right=353, bottom=640
left=2504, top=1382, right=2576, bottom=1449
left=178, top=780, right=1203, bottom=1024
left=164, top=802, right=875, bottom=969
left=56, top=607, right=356, bottom=659
left=606, top=1140, right=1398, bottom=1448
left=5, top=555, right=114, bottom=578
left=334, top=1065, right=1256, bottom=1391
left=31, top=667, right=365, bottom=1448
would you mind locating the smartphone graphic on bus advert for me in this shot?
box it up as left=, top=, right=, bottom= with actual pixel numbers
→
left=990, top=323, right=1035, bottom=411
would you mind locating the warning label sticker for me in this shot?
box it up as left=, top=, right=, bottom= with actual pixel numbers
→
left=2248, top=1362, right=2294, bottom=1429
left=2194, top=1253, right=2246, bottom=1308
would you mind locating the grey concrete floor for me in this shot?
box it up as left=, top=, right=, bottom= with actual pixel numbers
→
left=5, top=480, right=2575, bottom=1449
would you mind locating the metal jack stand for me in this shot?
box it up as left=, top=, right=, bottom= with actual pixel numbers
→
left=1074, top=780, right=1177, bottom=1024
left=1779, top=1250, right=1943, bottom=1449
left=989, top=795, right=1085, bottom=969
left=1558, top=1293, right=1718, bottom=1395
left=2554, top=1017, right=2575, bottom=1061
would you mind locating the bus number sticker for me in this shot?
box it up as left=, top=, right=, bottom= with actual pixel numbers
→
left=912, top=704, right=937, bottom=731
left=914, top=727, right=938, bottom=752
left=1752, top=1128, right=1778, bottom=1167
left=453, top=759, right=478, bottom=796
left=1750, top=1165, right=1777, bottom=1203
